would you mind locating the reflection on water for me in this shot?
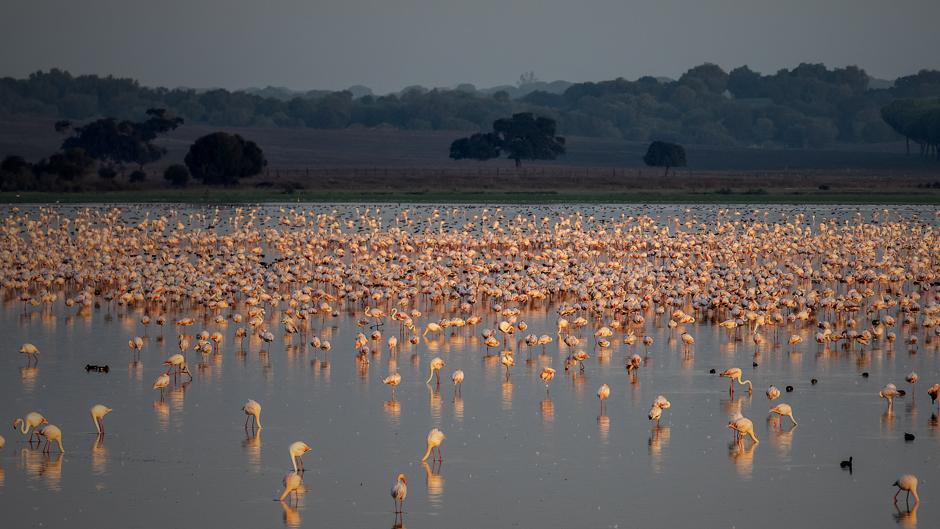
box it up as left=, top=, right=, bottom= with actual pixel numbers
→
left=91, top=435, right=108, bottom=475
left=19, top=366, right=38, bottom=393
left=728, top=439, right=756, bottom=479
left=597, top=414, right=610, bottom=444
left=243, top=430, right=262, bottom=474
left=894, top=503, right=919, bottom=529
left=648, top=425, right=670, bottom=474
left=768, top=422, right=796, bottom=460
left=501, top=381, right=513, bottom=411
left=540, top=398, right=555, bottom=425
left=422, top=461, right=444, bottom=509
left=280, top=498, right=302, bottom=528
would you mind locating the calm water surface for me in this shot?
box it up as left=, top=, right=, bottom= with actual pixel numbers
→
left=1, top=203, right=938, bottom=529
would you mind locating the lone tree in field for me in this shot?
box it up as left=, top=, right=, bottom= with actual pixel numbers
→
left=184, top=132, right=267, bottom=185
left=450, top=113, right=565, bottom=167
left=643, top=141, right=687, bottom=177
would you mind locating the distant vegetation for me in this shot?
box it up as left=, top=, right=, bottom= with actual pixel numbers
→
left=643, top=141, right=687, bottom=176
left=0, top=106, right=264, bottom=191
left=4, top=65, right=940, bottom=149
left=450, top=113, right=565, bottom=167
left=881, top=98, right=940, bottom=159
left=184, top=132, right=267, bottom=185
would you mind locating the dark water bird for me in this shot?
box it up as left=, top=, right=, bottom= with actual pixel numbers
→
left=708, top=368, right=716, bottom=374
left=85, top=364, right=110, bottom=373
left=862, top=372, right=869, bottom=378
left=752, top=361, right=758, bottom=367
left=840, top=456, right=853, bottom=472
left=904, top=433, right=915, bottom=442
left=786, top=385, right=794, bottom=392
left=811, top=378, right=818, bottom=385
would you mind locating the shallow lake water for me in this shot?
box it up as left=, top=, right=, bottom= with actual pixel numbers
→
left=0, top=203, right=938, bottom=529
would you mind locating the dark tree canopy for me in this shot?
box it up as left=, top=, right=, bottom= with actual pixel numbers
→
left=37, top=148, right=95, bottom=181
left=881, top=98, right=940, bottom=159
left=643, top=141, right=687, bottom=176
left=184, top=132, right=267, bottom=185
left=493, top=113, right=566, bottom=166
left=163, top=164, right=190, bottom=187
left=60, top=109, right=183, bottom=169
left=449, top=132, right=501, bottom=161
left=450, top=113, right=565, bottom=166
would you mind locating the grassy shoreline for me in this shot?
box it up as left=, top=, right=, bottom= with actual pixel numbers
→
left=2, top=189, right=939, bottom=205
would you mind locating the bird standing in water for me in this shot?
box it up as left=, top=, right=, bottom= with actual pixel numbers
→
left=893, top=475, right=920, bottom=505
left=597, top=384, right=610, bottom=412
left=720, top=367, right=753, bottom=395
left=12, top=412, right=47, bottom=442
left=391, top=473, right=408, bottom=518
left=769, top=403, right=798, bottom=426
left=421, top=428, right=445, bottom=462
left=242, top=399, right=262, bottom=431
left=426, top=357, right=445, bottom=385
left=90, top=404, right=113, bottom=434
left=540, top=367, right=556, bottom=396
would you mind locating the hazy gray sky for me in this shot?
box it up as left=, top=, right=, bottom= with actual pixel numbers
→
left=3, top=0, right=939, bottom=93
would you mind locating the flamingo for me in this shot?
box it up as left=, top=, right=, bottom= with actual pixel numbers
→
left=128, top=337, right=144, bottom=360
left=769, top=403, right=798, bottom=426
left=90, top=404, right=113, bottom=434
left=500, top=351, right=515, bottom=378
left=242, top=399, right=262, bottom=431
left=421, top=428, right=445, bottom=462
left=383, top=373, right=402, bottom=397
left=12, top=412, right=47, bottom=442
left=426, top=357, right=445, bottom=385
left=626, top=354, right=642, bottom=374
left=37, top=424, right=65, bottom=453
left=289, top=441, right=312, bottom=472
left=728, top=415, right=759, bottom=444
left=597, top=383, right=610, bottom=412
left=928, top=383, right=939, bottom=408
left=572, top=350, right=589, bottom=371
left=540, top=367, right=556, bottom=395
left=153, top=373, right=170, bottom=398
left=451, top=370, right=464, bottom=394
left=649, top=395, right=670, bottom=423
left=163, top=353, right=192, bottom=380
left=906, top=372, right=919, bottom=392
left=881, top=383, right=901, bottom=408
left=893, top=475, right=920, bottom=505
left=19, top=343, right=39, bottom=364
left=720, top=367, right=753, bottom=394
left=391, top=473, right=408, bottom=516
left=766, top=385, right=781, bottom=400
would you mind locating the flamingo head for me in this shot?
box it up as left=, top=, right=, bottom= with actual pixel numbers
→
left=398, top=473, right=407, bottom=485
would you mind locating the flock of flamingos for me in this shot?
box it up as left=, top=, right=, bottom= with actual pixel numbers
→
left=2, top=205, right=939, bottom=524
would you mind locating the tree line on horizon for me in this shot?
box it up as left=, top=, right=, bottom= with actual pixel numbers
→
left=3, top=65, right=940, bottom=149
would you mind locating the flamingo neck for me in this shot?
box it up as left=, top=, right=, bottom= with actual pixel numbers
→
left=421, top=443, right=433, bottom=462
left=17, top=419, right=28, bottom=434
